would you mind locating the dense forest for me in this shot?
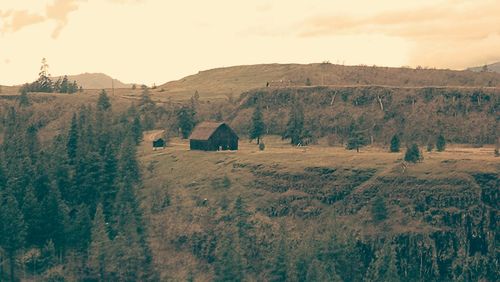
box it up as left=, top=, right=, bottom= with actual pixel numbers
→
left=0, top=92, right=157, bottom=281
left=0, top=84, right=498, bottom=281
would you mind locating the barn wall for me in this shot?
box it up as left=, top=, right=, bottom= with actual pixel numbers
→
left=190, top=124, right=239, bottom=151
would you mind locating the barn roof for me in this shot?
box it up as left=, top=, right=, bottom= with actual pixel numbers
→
left=189, top=122, right=236, bottom=140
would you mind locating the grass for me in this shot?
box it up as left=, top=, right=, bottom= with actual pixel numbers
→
left=137, top=133, right=498, bottom=280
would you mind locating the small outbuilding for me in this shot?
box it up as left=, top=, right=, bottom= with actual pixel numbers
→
left=189, top=122, right=239, bottom=151
left=152, top=138, right=165, bottom=150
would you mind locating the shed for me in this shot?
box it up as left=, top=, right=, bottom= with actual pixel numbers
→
left=152, top=138, right=165, bottom=150
left=189, top=122, right=238, bottom=151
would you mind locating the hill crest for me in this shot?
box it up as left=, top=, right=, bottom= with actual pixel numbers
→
left=52, top=72, right=134, bottom=89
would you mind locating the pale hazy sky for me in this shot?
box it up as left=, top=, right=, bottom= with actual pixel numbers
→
left=1, top=0, right=499, bottom=85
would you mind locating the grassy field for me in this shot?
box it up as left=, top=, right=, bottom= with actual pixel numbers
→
left=137, top=133, right=499, bottom=280
left=156, top=63, right=500, bottom=100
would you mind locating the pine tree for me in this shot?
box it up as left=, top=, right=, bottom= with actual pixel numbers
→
left=346, top=129, right=367, bottom=152
left=364, top=244, right=400, bottom=282
left=36, top=57, right=53, bottom=93
left=60, top=75, right=69, bottom=93
left=118, top=137, right=141, bottom=185
left=390, top=134, right=400, bottom=152
left=97, top=89, right=111, bottom=111
left=67, top=113, right=79, bottom=164
left=177, top=105, right=196, bottom=139
left=283, top=101, right=305, bottom=145
left=250, top=104, right=265, bottom=144
left=404, top=143, right=423, bottom=163
left=436, top=134, right=446, bottom=152
left=40, top=186, right=67, bottom=252
left=22, top=187, right=43, bottom=246
left=372, top=195, right=388, bottom=222
left=88, top=204, right=112, bottom=280
left=131, top=115, right=143, bottom=145
left=0, top=189, right=27, bottom=282
left=269, top=227, right=288, bottom=282
left=306, top=259, right=334, bottom=282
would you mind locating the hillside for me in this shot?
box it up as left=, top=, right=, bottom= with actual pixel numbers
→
left=0, top=78, right=498, bottom=281
left=156, top=63, right=500, bottom=100
left=52, top=72, right=133, bottom=89
left=468, top=61, right=500, bottom=73
left=139, top=135, right=499, bottom=281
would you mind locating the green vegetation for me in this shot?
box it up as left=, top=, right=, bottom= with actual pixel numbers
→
left=436, top=134, right=446, bottom=152
left=0, top=63, right=499, bottom=281
left=177, top=105, right=197, bottom=139
left=20, top=58, right=80, bottom=94
left=0, top=97, right=157, bottom=280
left=249, top=104, right=265, bottom=144
left=404, top=143, right=423, bottom=163
left=346, top=128, right=367, bottom=152
left=389, top=134, right=400, bottom=152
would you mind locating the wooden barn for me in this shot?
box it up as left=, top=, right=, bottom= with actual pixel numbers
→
left=189, top=122, right=238, bottom=151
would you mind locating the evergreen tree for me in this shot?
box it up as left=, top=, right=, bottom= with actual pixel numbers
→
left=306, top=259, right=335, bottom=282
left=131, top=115, right=143, bottom=145
left=36, top=57, right=53, bottom=93
left=18, top=87, right=31, bottom=107
left=404, top=143, right=423, bottom=163
left=40, top=186, right=67, bottom=252
left=22, top=187, right=43, bottom=246
left=118, top=137, right=141, bottom=185
left=249, top=104, right=265, bottom=144
left=60, top=75, right=69, bottom=93
left=364, top=244, right=400, bottom=282
left=0, top=159, right=5, bottom=191
left=346, top=129, right=367, bottom=152
left=97, top=89, right=111, bottom=111
left=390, top=134, right=400, bottom=152
left=0, top=189, right=27, bottom=282
left=67, top=114, right=79, bottom=164
left=283, top=101, right=305, bottom=145
left=372, top=195, right=388, bottom=222
left=177, top=105, right=196, bottom=139
left=269, top=227, right=288, bottom=282
left=436, top=134, right=446, bottom=152
left=87, top=204, right=112, bottom=280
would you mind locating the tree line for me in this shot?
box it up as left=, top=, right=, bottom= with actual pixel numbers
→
left=0, top=91, right=157, bottom=281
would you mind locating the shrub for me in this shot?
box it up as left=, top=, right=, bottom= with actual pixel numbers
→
left=495, top=148, right=499, bottom=157
left=426, top=142, right=434, bottom=152
left=404, top=144, right=423, bottom=163
left=436, top=134, right=446, bottom=152
left=259, top=142, right=266, bottom=151
left=390, top=134, right=400, bottom=152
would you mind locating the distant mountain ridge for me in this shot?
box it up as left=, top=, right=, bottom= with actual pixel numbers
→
left=468, top=62, right=500, bottom=73
left=52, top=73, right=133, bottom=89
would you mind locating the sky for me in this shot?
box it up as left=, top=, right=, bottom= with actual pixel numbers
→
left=1, top=0, right=500, bottom=86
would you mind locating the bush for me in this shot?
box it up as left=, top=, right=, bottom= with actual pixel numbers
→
left=404, top=144, right=423, bottom=163
left=390, top=134, right=400, bottom=152
left=259, top=142, right=266, bottom=151
left=495, top=148, right=499, bottom=157
left=426, top=142, right=434, bottom=152
left=436, top=134, right=446, bottom=152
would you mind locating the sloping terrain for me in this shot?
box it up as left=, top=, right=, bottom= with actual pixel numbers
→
left=156, top=63, right=500, bottom=100
left=138, top=136, right=499, bottom=281
left=51, top=72, right=133, bottom=89
left=468, top=61, right=500, bottom=73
